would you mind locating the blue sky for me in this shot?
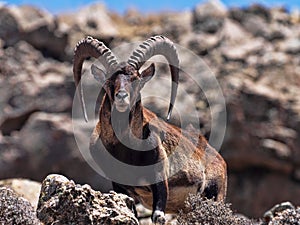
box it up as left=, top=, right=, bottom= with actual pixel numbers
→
left=3, top=0, right=300, bottom=14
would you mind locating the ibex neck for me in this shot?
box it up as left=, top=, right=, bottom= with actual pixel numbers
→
left=100, top=95, right=144, bottom=142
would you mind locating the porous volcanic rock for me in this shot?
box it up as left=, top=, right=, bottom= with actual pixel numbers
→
left=37, top=174, right=138, bottom=225
left=0, top=187, right=40, bottom=225
left=0, top=178, right=41, bottom=210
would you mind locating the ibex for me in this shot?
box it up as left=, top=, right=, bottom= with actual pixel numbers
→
left=73, top=35, right=227, bottom=224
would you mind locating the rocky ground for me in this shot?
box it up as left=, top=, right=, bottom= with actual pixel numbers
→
left=0, top=176, right=299, bottom=224
left=0, top=0, right=300, bottom=223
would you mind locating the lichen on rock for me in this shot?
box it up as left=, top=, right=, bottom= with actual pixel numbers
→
left=0, top=187, right=40, bottom=225
left=37, top=174, right=138, bottom=225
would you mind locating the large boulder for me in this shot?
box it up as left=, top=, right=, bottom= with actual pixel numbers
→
left=37, top=174, right=138, bottom=225
left=181, top=32, right=222, bottom=55
left=76, top=3, right=119, bottom=40
left=221, top=19, right=252, bottom=44
left=0, top=5, right=68, bottom=59
left=229, top=4, right=286, bottom=41
left=0, top=41, right=73, bottom=124
left=160, top=11, right=193, bottom=42
left=277, top=38, right=300, bottom=54
left=220, top=66, right=300, bottom=217
left=221, top=38, right=265, bottom=61
left=0, top=112, right=111, bottom=190
left=192, top=0, right=227, bottom=34
left=0, top=40, right=109, bottom=191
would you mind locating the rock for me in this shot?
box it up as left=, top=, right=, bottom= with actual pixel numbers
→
left=0, top=187, right=40, bottom=224
left=263, top=201, right=295, bottom=223
left=222, top=76, right=300, bottom=217
left=9, top=5, right=54, bottom=32
left=263, top=202, right=300, bottom=225
left=229, top=4, right=271, bottom=23
left=0, top=41, right=74, bottom=121
left=278, top=38, right=300, bottom=54
left=269, top=207, right=300, bottom=225
left=193, top=0, right=227, bottom=33
left=0, top=41, right=110, bottom=190
left=76, top=3, right=119, bottom=39
left=229, top=5, right=285, bottom=41
left=257, top=51, right=289, bottom=66
left=0, top=6, right=20, bottom=45
left=37, top=174, right=138, bottom=225
left=182, top=33, right=221, bottom=55
left=270, top=7, right=290, bottom=24
left=0, top=178, right=41, bottom=210
left=124, top=8, right=143, bottom=26
left=23, top=23, right=68, bottom=60
left=261, top=139, right=291, bottom=158
left=0, top=5, right=68, bottom=59
left=221, top=38, right=265, bottom=61
left=0, top=112, right=111, bottom=191
left=290, top=9, right=300, bottom=24
left=221, top=19, right=251, bottom=44
left=161, top=11, right=193, bottom=41
left=0, top=109, right=39, bottom=135
left=228, top=173, right=300, bottom=218
left=246, top=4, right=271, bottom=21
left=229, top=7, right=247, bottom=23
left=242, top=15, right=271, bottom=38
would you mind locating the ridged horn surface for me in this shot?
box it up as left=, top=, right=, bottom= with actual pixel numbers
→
left=73, top=36, right=118, bottom=121
left=128, top=35, right=180, bottom=120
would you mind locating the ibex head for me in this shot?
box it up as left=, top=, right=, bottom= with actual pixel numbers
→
left=73, top=36, right=180, bottom=120
left=90, top=61, right=155, bottom=113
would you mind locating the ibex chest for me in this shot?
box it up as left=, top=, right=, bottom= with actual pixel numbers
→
left=102, top=139, right=160, bottom=167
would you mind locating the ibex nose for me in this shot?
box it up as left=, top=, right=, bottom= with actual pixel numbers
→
left=116, top=91, right=128, bottom=100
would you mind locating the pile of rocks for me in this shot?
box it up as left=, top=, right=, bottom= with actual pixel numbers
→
left=0, top=175, right=138, bottom=225
left=1, top=176, right=299, bottom=224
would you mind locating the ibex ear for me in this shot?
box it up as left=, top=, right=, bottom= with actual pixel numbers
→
left=140, top=63, right=155, bottom=86
left=91, top=64, right=106, bottom=84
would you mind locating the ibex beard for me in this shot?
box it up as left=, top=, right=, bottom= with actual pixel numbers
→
left=73, top=35, right=227, bottom=224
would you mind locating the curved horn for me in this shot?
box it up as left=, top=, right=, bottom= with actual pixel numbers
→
left=73, top=36, right=119, bottom=121
left=128, top=35, right=179, bottom=121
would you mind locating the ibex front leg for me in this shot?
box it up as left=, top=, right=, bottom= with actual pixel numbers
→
left=150, top=144, right=169, bottom=225
left=151, top=180, right=168, bottom=224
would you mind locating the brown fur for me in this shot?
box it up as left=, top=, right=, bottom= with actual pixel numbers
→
left=90, top=71, right=227, bottom=213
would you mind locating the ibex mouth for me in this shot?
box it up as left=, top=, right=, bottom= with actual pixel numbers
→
left=115, top=103, right=129, bottom=112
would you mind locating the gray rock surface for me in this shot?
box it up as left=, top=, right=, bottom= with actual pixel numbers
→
left=0, top=187, right=40, bottom=225
left=193, top=0, right=227, bottom=33
left=76, top=3, right=119, bottom=39
left=0, top=5, right=68, bottom=59
left=0, top=112, right=110, bottom=190
left=37, top=174, right=138, bottom=225
left=0, top=179, right=41, bottom=210
left=263, top=202, right=300, bottom=225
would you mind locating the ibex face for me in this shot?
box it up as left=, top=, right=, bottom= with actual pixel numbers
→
left=113, top=73, right=132, bottom=112
left=91, top=63, right=155, bottom=113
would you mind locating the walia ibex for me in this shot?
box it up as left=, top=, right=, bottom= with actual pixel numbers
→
left=73, top=35, right=227, bottom=224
